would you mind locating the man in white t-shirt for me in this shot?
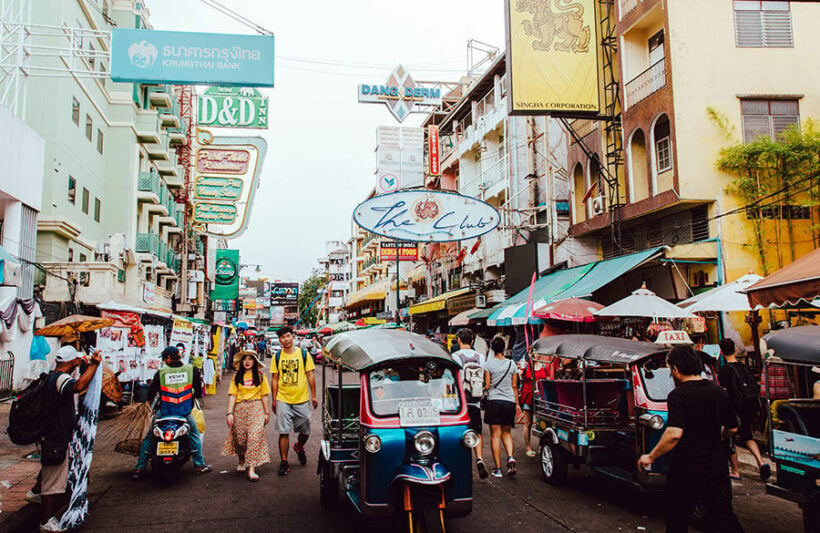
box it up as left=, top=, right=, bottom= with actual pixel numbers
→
left=451, top=328, right=489, bottom=479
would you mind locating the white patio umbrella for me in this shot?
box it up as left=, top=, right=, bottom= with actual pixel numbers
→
left=677, top=273, right=764, bottom=313
left=594, top=285, right=696, bottom=319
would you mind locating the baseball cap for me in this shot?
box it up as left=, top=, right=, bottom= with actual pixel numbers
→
left=56, top=345, right=81, bottom=363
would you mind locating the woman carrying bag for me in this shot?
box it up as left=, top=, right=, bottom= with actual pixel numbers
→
left=483, top=337, right=520, bottom=479
left=221, top=350, right=271, bottom=481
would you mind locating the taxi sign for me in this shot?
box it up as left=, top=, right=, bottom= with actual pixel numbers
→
left=654, top=330, right=693, bottom=345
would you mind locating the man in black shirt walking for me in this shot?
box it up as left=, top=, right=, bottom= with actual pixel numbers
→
left=638, top=345, right=743, bottom=533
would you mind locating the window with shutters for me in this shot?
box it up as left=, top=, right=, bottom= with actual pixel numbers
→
left=94, top=198, right=101, bottom=222
left=85, top=114, right=93, bottom=140
left=741, top=99, right=799, bottom=142
left=82, top=188, right=89, bottom=214
left=654, top=116, right=672, bottom=173
left=734, top=1, right=793, bottom=48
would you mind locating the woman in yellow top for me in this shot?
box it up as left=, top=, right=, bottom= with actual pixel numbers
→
left=221, top=350, right=271, bottom=481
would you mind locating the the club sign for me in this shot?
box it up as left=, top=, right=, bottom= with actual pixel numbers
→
left=353, top=191, right=500, bottom=242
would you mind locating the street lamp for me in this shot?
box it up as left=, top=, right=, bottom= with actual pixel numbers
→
left=240, top=264, right=262, bottom=273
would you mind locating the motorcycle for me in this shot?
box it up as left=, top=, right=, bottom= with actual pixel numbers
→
left=149, top=414, right=191, bottom=482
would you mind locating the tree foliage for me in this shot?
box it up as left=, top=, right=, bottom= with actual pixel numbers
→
left=714, top=117, right=820, bottom=274
left=298, top=271, right=327, bottom=327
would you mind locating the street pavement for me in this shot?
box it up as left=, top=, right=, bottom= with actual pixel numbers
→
left=4, top=368, right=804, bottom=532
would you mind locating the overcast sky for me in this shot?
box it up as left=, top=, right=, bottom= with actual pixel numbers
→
left=146, top=0, right=505, bottom=282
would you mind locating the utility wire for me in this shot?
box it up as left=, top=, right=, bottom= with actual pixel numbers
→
left=199, top=0, right=273, bottom=35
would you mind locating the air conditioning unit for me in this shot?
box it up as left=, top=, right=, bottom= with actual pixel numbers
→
left=476, top=294, right=487, bottom=308
left=591, top=196, right=606, bottom=216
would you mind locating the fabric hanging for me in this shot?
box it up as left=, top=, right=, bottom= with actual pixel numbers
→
left=0, top=297, right=18, bottom=329
left=203, top=357, right=215, bottom=385
left=18, top=298, right=36, bottom=315
left=18, top=304, right=34, bottom=332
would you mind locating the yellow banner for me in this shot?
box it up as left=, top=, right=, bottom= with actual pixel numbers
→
left=506, top=0, right=600, bottom=114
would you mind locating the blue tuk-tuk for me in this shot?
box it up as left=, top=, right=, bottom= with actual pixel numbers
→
left=761, top=326, right=820, bottom=532
left=318, top=329, right=478, bottom=532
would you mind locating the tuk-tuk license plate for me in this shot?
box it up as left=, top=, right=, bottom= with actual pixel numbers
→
left=399, top=399, right=441, bottom=427
left=156, top=441, right=179, bottom=456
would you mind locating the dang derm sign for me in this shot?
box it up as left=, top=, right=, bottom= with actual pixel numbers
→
left=111, top=28, right=275, bottom=87
left=353, top=191, right=500, bottom=243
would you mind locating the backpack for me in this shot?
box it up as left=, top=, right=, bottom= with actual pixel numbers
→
left=274, top=349, right=308, bottom=374
left=7, top=372, right=55, bottom=445
left=456, top=350, right=484, bottom=401
left=728, top=364, right=761, bottom=412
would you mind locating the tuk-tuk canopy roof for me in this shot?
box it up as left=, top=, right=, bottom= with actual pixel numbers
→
left=323, top=329, right=454, bottom=371
left=763, top=326, right=820, bottom=364
left=532, top=334, right=666, bottom=364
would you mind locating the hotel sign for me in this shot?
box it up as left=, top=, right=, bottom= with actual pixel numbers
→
left=197, top=86, right=269, bottom=129
left=110, top=28, right=275, bottom=87
left=194, top=176, right=243, bottom=201
left=358, top=65, right=442, bottom=122
left=353, top=190, right=500, bottom=243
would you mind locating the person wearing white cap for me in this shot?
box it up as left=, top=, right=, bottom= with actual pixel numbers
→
left=38, top=344, right=101, bottom=533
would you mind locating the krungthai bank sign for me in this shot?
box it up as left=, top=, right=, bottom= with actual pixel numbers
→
left=358, top=65, right=442, bottom=122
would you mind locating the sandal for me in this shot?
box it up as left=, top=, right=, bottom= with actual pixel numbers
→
left=525, top=450, right=537, bottom=457
left=248, top=472, right=259, bottom=482
left=237, top=465, right=247, bottom=473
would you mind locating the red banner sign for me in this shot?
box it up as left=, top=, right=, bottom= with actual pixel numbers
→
left=101, top=310, right=145, bottom=347
left=380, top=242, right=419, bottom=261
left=428, top=125, right=440, bottom=176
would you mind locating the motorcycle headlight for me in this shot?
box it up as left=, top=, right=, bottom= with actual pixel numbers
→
left=413, top=431, right=436, bottom=456
left=363, top=434, right=381, bottom=454
left=462, top=429, right=480, bottom=449
left=638, top=413, right=665, bottom=431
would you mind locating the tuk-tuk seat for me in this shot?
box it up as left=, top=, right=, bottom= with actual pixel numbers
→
left=774, top=399, right=820, bottom=437
left=325, top=384, right=361, bottom=420
left=537, top=378, right=630, bottom=427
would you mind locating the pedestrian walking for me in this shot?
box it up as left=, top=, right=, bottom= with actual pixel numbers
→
left=717, top=338, right=771, bottom=481
left=638, top=345, right=744, bottom=533
left=38, top=345, right=101, bottom=532
left=222, top=350, right=271, bottom=481
left=270, top=326, right=318, bottom=476
left=451, top=328, right=489, bottom=479
left=520, top=354, right=549, bottom=457
left=483, top=336, right=520, bottom=479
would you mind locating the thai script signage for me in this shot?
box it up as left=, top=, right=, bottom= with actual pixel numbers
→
left=379, top=242, right=419, bottom=261
left=428, top=126, right=440, bottom=176
left=197, top=86, right=269, bottom=129
left=111, top=28, right=275, bottom=87
left=353, top=191, right=500, bottom=242
left=191, top=131, right=266, bottom=239
left=358, top=65, right=442, bottom=122
left=505, top=0, right=600, bottom=116
left=194, top=176, right=243, bottom=201
left=212, top=249, right=240, bottom=300
left=270, top=282, right=299, bottom=305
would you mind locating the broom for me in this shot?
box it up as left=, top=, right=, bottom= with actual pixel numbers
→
left=98, top=402, right=154, bottom=456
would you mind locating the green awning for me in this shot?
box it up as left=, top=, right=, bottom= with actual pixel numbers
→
left=468, top=306, right=500, bottom=320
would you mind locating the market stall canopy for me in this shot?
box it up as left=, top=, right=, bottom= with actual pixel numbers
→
left=35, top=314, right=115, bottom=337
left=449, top=307, right=479, bottom=326
left=745, top=248, right=820, bottom=308
left=761, top=325, right=820, bottom=364
left=345, top=278, right=400, bottom=308
left=324, top=329, right=452, bottom=371
left=96, top=300, right=173, bottom=318
left=409, top=287, right=472, bottom=316
left=532, top=334, right=664, bottom=364
left=677, top=274, right=763, bottom=312
left=532, top=298, right=604, bottom=323
left=488, top=247, right=664, bottom=326
left=594, top=285, right=696, bottom=319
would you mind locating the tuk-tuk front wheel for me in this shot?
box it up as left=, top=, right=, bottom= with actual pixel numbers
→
left=540, top=441, right=568, bottom=485
left=406, top=504, right=445, bottom=533
left=319, top=458, right=339, bottom=510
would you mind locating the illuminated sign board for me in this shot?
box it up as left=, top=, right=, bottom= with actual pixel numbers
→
left=111, top=28, right=275, bottom=87
left=197, top=86, right=269, bottom=129
left=428, top=126, right=440, bottom=176
left=358, top=65, right=443, bottom=122
left=270, top=282, right=299, bottom=305
left=194, top=176, right=244, bottom=201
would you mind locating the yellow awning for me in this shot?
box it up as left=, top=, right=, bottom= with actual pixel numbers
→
left=409, top=288, right=472, bottom=316
left=346, top=286, right=387, bottom=308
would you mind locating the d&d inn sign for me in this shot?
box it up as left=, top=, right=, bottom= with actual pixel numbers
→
left=353, top=190, right=500, bottom=243
left=198, top=86, right=269, bottom=129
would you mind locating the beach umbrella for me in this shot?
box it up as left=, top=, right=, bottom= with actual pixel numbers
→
left=594, top=285, right=695, bottom=319
left=678, top=273, right=763, bottom=312
left=532, top=298, right=605, bottom=323
left=35, top=315, right=114, bottom=337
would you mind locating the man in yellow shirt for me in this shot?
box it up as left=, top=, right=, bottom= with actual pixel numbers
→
left=271, top=326, right=317, bottom=476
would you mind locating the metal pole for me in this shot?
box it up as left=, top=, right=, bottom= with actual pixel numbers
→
left=395, top=239, right=400, bottom=324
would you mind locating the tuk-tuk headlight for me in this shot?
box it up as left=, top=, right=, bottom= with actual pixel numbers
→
left=462, top=430, right=480, bottom=449
left=363, top=434, right=382, bottom=454
left=414, top=431, right=436, bottom=456
left=639, top=413, right=665, bottom=431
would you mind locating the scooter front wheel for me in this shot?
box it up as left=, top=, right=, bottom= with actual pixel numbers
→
left=406, top=504, right=445, bottom=533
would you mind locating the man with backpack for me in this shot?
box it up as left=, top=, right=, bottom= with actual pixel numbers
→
left=271, top=326, right=317, bottom=477
left=451, top=328, right=489, bottom=479
left=717, top=338, right=771, bottom=481
left=38, top=345, right=101, bottom=532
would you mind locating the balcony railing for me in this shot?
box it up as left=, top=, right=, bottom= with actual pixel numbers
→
left=136, top=232, right=159, bottom=255
left=625, top=59, right=666, bottom=109
left=175, top=208, right=184, bottom=227
left=158, top=240, right=168, bottom=264
left=137, top=170, right=161, bottom=196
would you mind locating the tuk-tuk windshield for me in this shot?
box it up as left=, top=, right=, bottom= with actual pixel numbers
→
left=368, top=362, right=461, bottom=417
left=639, top=360, right=716, bottom=402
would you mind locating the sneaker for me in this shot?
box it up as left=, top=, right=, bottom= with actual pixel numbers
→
left=491, top=468, right=503, bottom=478
left=39, top=517, right=66, bottom=532
left=131, top=468, right=146, bottom=480
left=507, top=458, right=517, bottom=478
left=195, top=464, right=213, bottom=474
left=476, top=459, right=489, bottom=480
left=25, top=489, right=41, bottom=504
left=294, top=443, right=308, bottom=466
left=760, top=463, right=772, bottom=481
left=278, top=461, right=290, bottom=476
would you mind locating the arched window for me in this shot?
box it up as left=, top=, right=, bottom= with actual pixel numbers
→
left=628, top=128, right=650, bottom=202
left=572, top=162, right=586, bottom=224
left=650, top=114, right=674, bottom=193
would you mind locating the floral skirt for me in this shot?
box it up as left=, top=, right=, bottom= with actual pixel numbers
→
left=221, top=399, right=270, bottom=467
